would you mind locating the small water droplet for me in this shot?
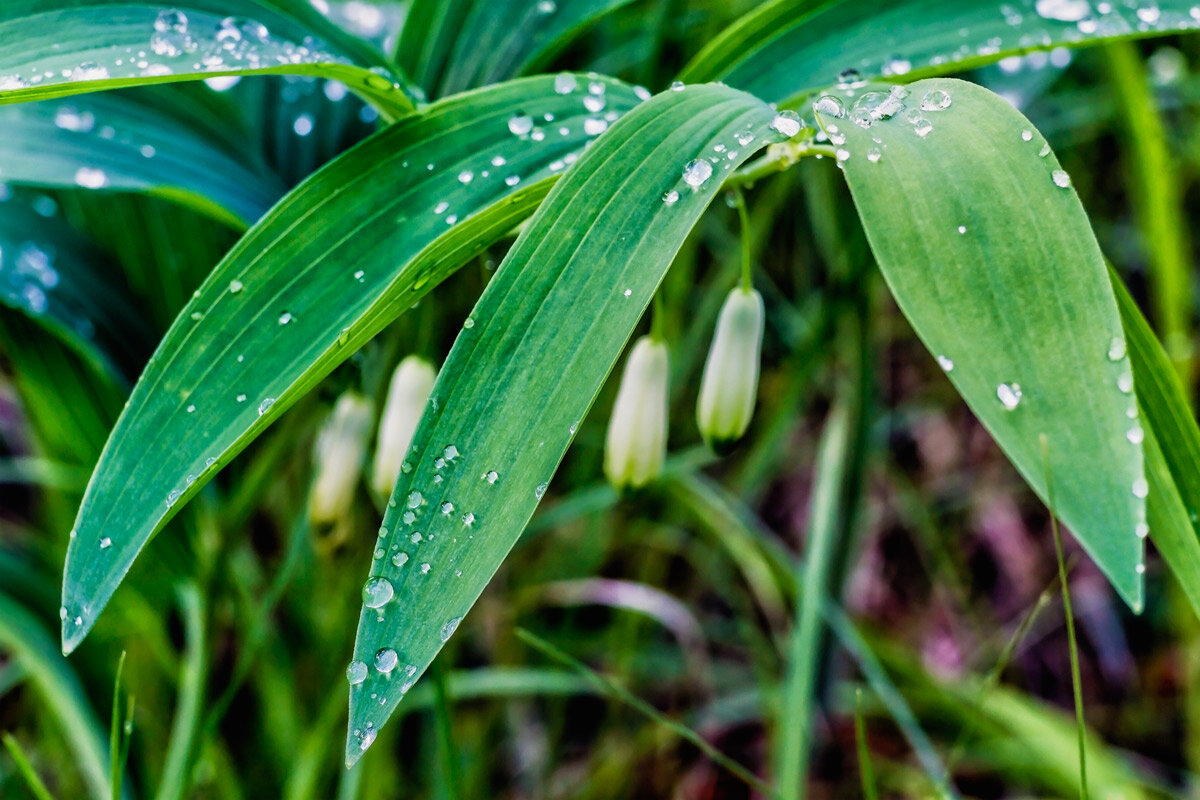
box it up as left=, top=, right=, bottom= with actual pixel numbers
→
left=770, top=109, right=803, bottom=136
left=957, top=225, right=967, bottom=234
left=258, top=398, right=275, bottom=416
left=392, top=551, right=409, bottom=567
left=229, top=279, right=243, bottom=293
left=1034, top=0, right=1092, bottom=22
left=1127, top=425, right=1144, bottom=444
left=997, top=382, right=1023, bottom=409
left=508, top=113, right=533, bottom=136
left=1132, top=476, right=1149, bottom=499
left=347, top=660, right=368, bottom=685
left=99, top=536, right=112, bottom=549
left=406, top=490, right=423, bottom=508
left=440, top=501, right=454, bottom=514
left=682, top=159, right=713, bottom=187
left=1118, top=371, right=1134, bottom=394
left=462, top=511, right=475, bottom=525
left=535, top=482, right=548, bottom=499
left=813, top=95, right=845, bottom=119
left=1021, top=129, right=1034, bottom=142
left=278, top=311, right=293, bottom=325
left=1051, top=169, right=1071, bottom=188
left=374, top=647, right=399, bottom=673
left=937, top=355, right=955, bottom=371
left=1136, top=522, right=1150, bottom=539
left=554, top=73, right=577, bottom=94
left=920, top=89, right=952, bottom=111
left=662, top=189, right=679, bottom=204
left=1108, top=337, right=1126, bottom=361
left=440, top=616, right=462, bottom=642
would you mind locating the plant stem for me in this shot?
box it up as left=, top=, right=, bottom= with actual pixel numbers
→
left=732, top=188, right=753, bottom=291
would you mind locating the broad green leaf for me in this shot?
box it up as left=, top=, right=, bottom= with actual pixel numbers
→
left=1111, top=269, right=1200, bottom=618
left=397, top=0, right=638, bottom=98
left=345, top=83, right=791, bottom=764
left=819, top=78, right=1144, bottom=608
left=0, top=0, right=414, bottom=115
left=680, top=0, right=1200, bottom=106
left=0, top=86, right=283, bottom=226
left=60, top=74, right=644, bottom=654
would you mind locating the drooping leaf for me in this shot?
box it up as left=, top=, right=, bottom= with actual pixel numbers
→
left=345, top=83, right=791, bottom=763
left=818, top=78, right=1144, bottom=608
left=60, top=74, right=645, bottom=653
left=1110, top=269, right=1200, bottom=618
left=397, top=0, right=638, bottom=98
left=680, top=0, right=1200, bottom=106
left=0, top=191, right=151, bottom=382
left=0, top=85, right=283, bottom=227
left=0, top=0, right=414, bottom=115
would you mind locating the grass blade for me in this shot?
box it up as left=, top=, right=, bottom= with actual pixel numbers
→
left=60, top=74, right=645, bottom=654
left=822, top=78, right=1146, bottom=609
left=777, top=406, right=848, bottom=799
left=345, top=82, right=791, bottom=763
left=681, top=0, right=1200, bottom=107
left=0, top=0, right=414, bottom=114
left=2, top=733, right=59, bottom=800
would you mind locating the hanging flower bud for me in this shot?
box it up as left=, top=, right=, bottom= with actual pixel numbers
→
left=308, top=392, right=374, bottom=526
left=604, top=336, right=670, bottom=491
left=371, top=355, right=437, bottom=497
left=696, top=287, right=764, bottom=454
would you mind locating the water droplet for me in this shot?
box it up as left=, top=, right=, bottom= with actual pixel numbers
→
left=996, top=382, right=1023, bottom=409
left=99, top=536, right=112, bottom=549
left=362, top=576, right=394, bottom=608
left=957, top=225, right=967, bottom=234
left=508, top=113, right=533, bottom=136
left=912, top=117, right=933, bottom=137
left=536, top=0, right=557, bottom=12
left=1118, top=371, right=1134, bottom=394
left=258, top=398, right=275, bottom=416
left=662, top=189, right=679, bottom=204
left=392, top=551, right=409, bottom=567
left=461, top=511, right=475, bottom=525
left=278, top=311, right=293, bottom=325
left=457, top=170, right=473, bottom=184
left=406, top=490, right=423, bottom=508
left=440, top=501, right=454, bottom=514
left=229, top=279, right=243, bottom=293
left=1132, top=477, right=1149, bottom=499
left=535, top=482, right=548, bottom=499
left=1108, top=337, right=1126, bottom=361
left=937, top=355, right=954, bottom=371
left=440, top=616, right=462, bottom=642
left=1128, top=425, right=1144, bottom=444
left=444, top=445, right=459, bottom=461
left=505, top=175, right=520, bottom=186
left=682, top=159, right=713, bottom=187
left=482, top=470, right=498, bottom=484
left=669, top=80, right=685, bottom=91
left=1021, top=129, right=1034, bottom=142
left=1136, top=522, right=1150, bottom=539
left=1052, top=169, right=1071, bottom=188
left=920, top=89, right=952, bottom=111
left=770, top=109, right=803, bottom=136
left=1035, top=0, right=1092, bottom=22
left=554, top=73, right=577, bottom=94
left=73, top=167, right=107, bottom=189
left=347, top=660, right=368, bottom=685
left=374, top=647, right=398, bottom=673
left=584, top=118, right=608, bottom=136
left=813, top=95, right=845, bottom=119
left=866, top=147, right=882, bottom=163
left=420, top=562, right=431, bottom=574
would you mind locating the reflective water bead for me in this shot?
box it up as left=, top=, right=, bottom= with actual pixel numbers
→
left=996, top=382, right=1022, bottom=409
left=682, top=159, right=712, bottom=187
left=362, top=576, right=394, bottom=608
left=374, top=647, right=399, bottom=673
left=347, top=660, right=368, bottom=685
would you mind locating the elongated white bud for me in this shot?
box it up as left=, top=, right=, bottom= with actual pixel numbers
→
left=371, top=355, right=437, bottom=497
left=696, top=287, right=764, bottom=453
left=604, top=336, right=669, bottom=490
left=308, top=392, right=374, bottom=526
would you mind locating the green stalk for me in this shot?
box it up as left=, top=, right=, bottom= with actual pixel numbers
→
left=431, top=662, right=461, bottom=800
left=1103, top=42, right=1193, bottom=386
left=1042, top=435, right=1088, bottom=799
left=776, top=405, right=850, bottom=800
left=153, top=585, right=208, bottom=800
left=854, top=690, right=878, bottom=800
left=732, top=188, right=753, bottom=290
left=2, top=733, right=58, bottom=800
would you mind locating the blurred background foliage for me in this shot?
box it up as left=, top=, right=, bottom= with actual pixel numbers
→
left=3, top=0, right=1200, bottom=798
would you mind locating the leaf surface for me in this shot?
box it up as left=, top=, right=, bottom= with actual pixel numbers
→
left=345, top=83, right=789, bottom=763
left=0, top=0, right=414, bottom=114
left=820, top=78, right=1145, bottom=607
left=681, top=0, right=1200, bottom=106
left=60, top=74, right=644, bottom=653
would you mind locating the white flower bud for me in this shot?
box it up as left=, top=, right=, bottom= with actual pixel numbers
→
left=308, top=392, right=374, bottom=526
left=371, top=355, right=437, bottom=497
left=696, top=287, right=764, bottom=453
left=604, top=336, right=669, bottom=490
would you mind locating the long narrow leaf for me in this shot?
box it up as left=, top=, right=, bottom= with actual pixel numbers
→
left=0, top=0, right=414, bottom=113
left=820, top=78, right=1145, bottom=608
left=60, top=74, right=645, bottom=653
left=346, top=82, right=793, bottom=763
left=681, top=0, right=1200, bottom=106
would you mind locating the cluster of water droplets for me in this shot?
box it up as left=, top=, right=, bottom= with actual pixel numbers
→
left=0, top=8, right=354, bottom=95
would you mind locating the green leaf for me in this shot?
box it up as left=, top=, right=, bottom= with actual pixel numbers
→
left=0, top=0, right=414, bottom=115
left=1110, top=269, right=1200, bottom=619
left=0, top=192, right=151, bottom=382
left=820, top=78, right=1144, bottom=608
left=60, top=74, right=645, bottom=654
left=680, top=0, right=1200, bottom=106
left=0, top=591, right=114, bottom=800
left=0, top=85, right=282, bottom=227
left=398, top=0, right=638, bottom=98
left=345, top=83, right=790, bottom=764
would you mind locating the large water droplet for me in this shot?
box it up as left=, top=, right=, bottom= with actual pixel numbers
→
left=770, top=109, right=803, bottom=137
left=406, top=490, right=423, bottom=508
left=1052, top=169, right=1071, bottom=188
left=347, top=660, right=368, bottom=685
left=362, top=576, right=394, bottom=608
left=1034, top=0, right=1092, bottom=22
left=374, top=647, right=399, bottom=673
left=682, top=159, right=713, bottom=187
left=508, top=114, right=533, bottom=136
left=440, top=616, right=462, bottom=642
left=920, top=89, right=952, bottom=111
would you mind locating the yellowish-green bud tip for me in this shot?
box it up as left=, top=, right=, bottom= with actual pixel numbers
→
left=372, top=355, right=437, bottom=497
left=696, top=287, right=764, bottom=454
left=604, top=336, right=670, bottom=491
